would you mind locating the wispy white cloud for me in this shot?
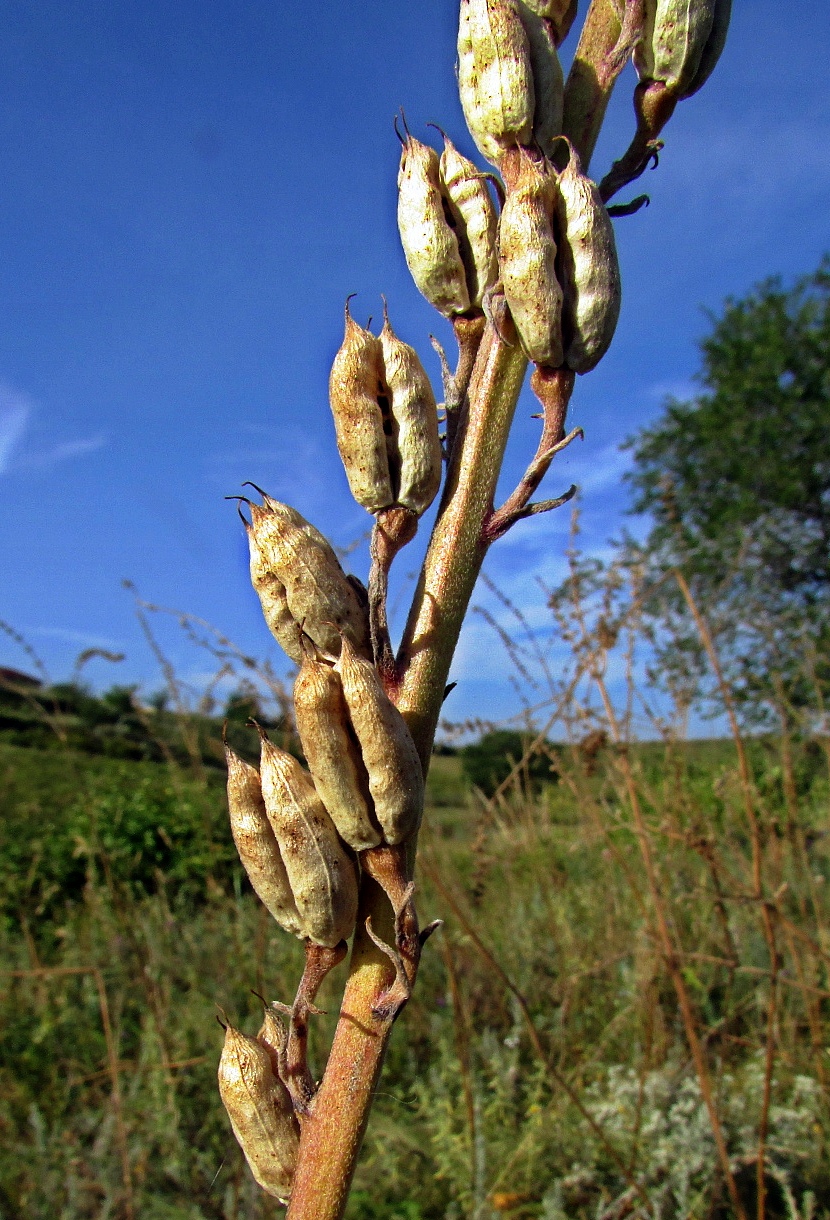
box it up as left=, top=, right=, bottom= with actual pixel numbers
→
left=18, top=435, right=107, bottom=472
left=0, top=382, right=107, bottom=475
left=31, top=626, right=125, bottom=649
left=0, top=385, right=33, bottom=473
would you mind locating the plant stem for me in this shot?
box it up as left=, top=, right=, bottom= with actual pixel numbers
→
left=286, top=315, right=528, bottom=1220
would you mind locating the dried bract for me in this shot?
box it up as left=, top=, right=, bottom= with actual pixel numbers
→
left=293, top=652, right=382, bottom=852
left=556, top=142, right=621, bottom=374
left=335, top=634, right=424, bottom=847
left=397, top=133, right=470, bottom=317
left=457, top=0, right=535, bottom=165
left=225, top=745, right=306, bottom=939
left=380, top=311, right=442, bottom=517
left=259, top=733, right=359, bottom=947
left=498, top=153, right=563, bottom=367
left=328, top=305, right=394, bottom=513
left=439, top=133, right=498, bottom=310
left=246, top=494, right=371, bottom=661
left=218, top=1024, right=299, bottom=1203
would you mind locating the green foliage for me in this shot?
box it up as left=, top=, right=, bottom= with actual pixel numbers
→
left=623, top=256, right=830, bottom=719
left=2, top=724, right=829, bottom=1217
left=460, top=730, right=557, bottom=796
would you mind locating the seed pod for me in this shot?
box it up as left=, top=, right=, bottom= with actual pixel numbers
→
left=218, top=1023, right=299, bottom=1203
left=334, top=634, right=424, bottom=847
left=379, top=310, right=442, bottom=517
left=555, top=142, right=621, bottom=374
left=634, top=0, right=718, bottom=97
left=246, top=494, right=371, bottom=662
left=438, top=134, right=498, bottom=309
left=293, top=652, right=382, bottom=852
left=397, top=133, right=470, bottom=317
left=225, top=745, right=306, bottom=939
left=259, top=734, right=359, bottom=947
left=498, top=153, right=563, bottom=367
left=328, top=304, right=395, bottom=514
left=458, top=0, right=536, bottom=164
left=256, top=1006, right=289, bottom=1084
left=680, top=0, right=731, bottom=98
left=520, top=0, right=577, bottom=45
left=516, top=2, right=564, bottom=158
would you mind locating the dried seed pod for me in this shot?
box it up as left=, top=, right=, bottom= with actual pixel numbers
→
left=225, top=745, right=306, bottom=939
left=498, top=153, right=563, bottom=367
left=256, top=1006, right=289, bottom=1084
left=246, top=494, right=371, bottom=661
left=328, top=304, right=395, bottom=514
left=218, top=1023, right=299, bottom=1203
left=259, top=734, right=359, bottom=947
left=334, top=634, right=424, bottom=847
left=520, top=0, right=577, bottom=45
left=555, top=142, right=621, bottom=374
left=634, top=0, right=718, bottom=97
left=379, top=310, right=442, bottom=517
left=516, top=1, right=564, bottom=158
left=438, top=133, right=498, bottom=309
left=293, top=652, right=382, bottom=852
left=458, top=0, right=536, bottom=164
left=397, top=133, right=471, bottom=317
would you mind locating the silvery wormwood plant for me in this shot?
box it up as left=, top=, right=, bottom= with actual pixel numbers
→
left=214, top=2, right=732, bottom=1217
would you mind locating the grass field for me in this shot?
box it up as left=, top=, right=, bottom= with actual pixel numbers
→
left=1, top=722, right=828, bottom=1219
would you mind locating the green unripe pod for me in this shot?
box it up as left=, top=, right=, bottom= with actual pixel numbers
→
left=516, top=1, right=564, bottom=158
left=634, top=0, right=722, bottom=98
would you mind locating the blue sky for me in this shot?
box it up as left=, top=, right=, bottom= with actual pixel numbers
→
left=1, top=1, right=829, bottom=733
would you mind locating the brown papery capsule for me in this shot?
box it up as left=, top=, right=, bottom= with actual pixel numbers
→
left=520, top=0, right=577, bottom=45
left=293, top=653, right=382, bottom=852
left=259, top=734, right=359, bottom=948
left=334, top=634, right=424, bottom=847
left=498, top=154, right=563, bottom=367
left=328, top=304, right=394, bottom=514
left=555, top=142, right=621, bottom=374
left=634, top=0, right=718, bottom=96
left=438, top=134, right=498, bottom=309
left=218, top=1024, right=299, bottom=1203
left=247, top=495, right=371, bottom=661
left=225, top=745, right=307, bottom=939
left=256, top=1006, right=289, bottom=1083
left=516, top=1, right=564, bottom=158
left=397, top=133, right=470, bottom=318
left=458, top=0, right=536, bottom=164
left=379, top=309, right=442, bottom=517
left=245, top=533, right=303, bottom=664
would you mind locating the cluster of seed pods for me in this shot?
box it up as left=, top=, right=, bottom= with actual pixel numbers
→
left=220, top=0, right=733, bottom=1202
left=221, top=488, right=424, bottom=1197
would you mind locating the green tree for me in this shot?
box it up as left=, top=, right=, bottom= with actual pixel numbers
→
left=624, top=257, right=830, bottom=720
